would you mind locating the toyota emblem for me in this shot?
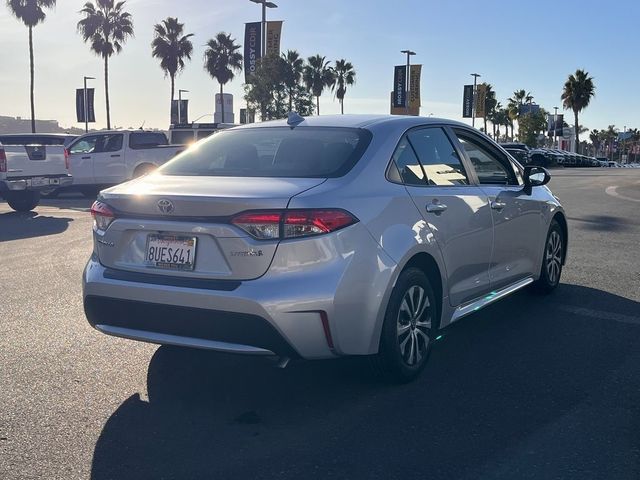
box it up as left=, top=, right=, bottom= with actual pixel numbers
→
left=157, top=199, right=174, bottom=214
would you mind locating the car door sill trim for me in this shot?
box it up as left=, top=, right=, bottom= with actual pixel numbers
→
left=94, top=324, right=277, bottom=356
left=451, top=277, right=534, bottom=323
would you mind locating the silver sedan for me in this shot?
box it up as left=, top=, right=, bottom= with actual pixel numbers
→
left=83, top=114, right=567, bottom=382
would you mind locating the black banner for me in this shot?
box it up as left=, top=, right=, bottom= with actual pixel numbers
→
left=462, top=85, right=473, bottom=118
left=393, top=65, right=407, bottom=108
left=171, top=99, right=189, bottom=125
left=244, top=22, right=262, bottom=82
left=547, top=114, right=563, bottom=137
left=76, top=88, right=95, bottom=123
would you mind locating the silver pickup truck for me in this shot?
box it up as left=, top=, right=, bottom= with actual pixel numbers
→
left=0, top=142, right=72, bottom=212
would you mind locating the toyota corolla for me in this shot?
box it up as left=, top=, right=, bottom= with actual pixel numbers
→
left=83, top=114, right=567, bottom=382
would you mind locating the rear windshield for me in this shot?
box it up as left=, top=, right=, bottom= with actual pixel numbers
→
left=129, top=132, right=168, bottom=149
left=0, top=135, right=68, bottom=146
left=160, top=127, right=372, bottom=178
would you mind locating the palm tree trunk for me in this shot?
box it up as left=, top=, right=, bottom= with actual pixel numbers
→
left=288, top=87, right=293, bottom=112
left=170, top=74, right=175, bottom=124
left=104, top=56, right=111, bottom=130
left=483, top=116, right=487, bottom=134
left=341, top=98, right=344, bottom=115
left=316, top=96, right=320, bottom=115
left=28, top=26, right=35, bottom=133
left=574, top=110, right=579, bottom=154
left=220, top=83, right=224, bottom=123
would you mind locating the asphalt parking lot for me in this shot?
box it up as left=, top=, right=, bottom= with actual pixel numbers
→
left=1, top=168, right=639, bottom=480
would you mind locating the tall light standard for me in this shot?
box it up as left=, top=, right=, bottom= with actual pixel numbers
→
left=623, top=125, right=627, bottom=163
left=470, top=73, right=481, bottom=127
left=178, top=89, right=189, bottom=125
left=553, top=106, right=559, bottom=149
left=250, top=0, right=278, bottom=58
left=83, top=76, right=95, bottom=133
left=401, top=50, right=416, bottom=115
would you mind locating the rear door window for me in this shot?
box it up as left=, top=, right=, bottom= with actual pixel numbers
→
left=407, top=128, right=469, bottom=185
left=98, top=134, right=124, bottom=153
left=161, top=127, right=372, bottom=178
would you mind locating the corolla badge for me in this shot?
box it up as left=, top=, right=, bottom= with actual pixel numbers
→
left=157, top=199, right=175, bottom=214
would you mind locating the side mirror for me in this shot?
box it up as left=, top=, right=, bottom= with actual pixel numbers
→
left=523, top=166, right=551, bottom=195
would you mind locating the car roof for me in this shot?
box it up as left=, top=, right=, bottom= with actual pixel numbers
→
left=0, top=133, right=76, bottom=137
left=232, top=114, right=471, bottom=131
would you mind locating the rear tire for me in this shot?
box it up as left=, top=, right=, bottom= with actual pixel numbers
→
left=5, top=190, right=40, bottom=212
left=532, top=219, right=564, bottom=293
left=371, top=267, right=439, bottom=383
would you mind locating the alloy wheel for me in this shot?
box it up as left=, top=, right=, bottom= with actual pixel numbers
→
left=546, top=230, right=562, bottom=284
left=397, top=285, right=432, bottom=366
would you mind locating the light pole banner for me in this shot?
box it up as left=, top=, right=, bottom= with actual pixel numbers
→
left=462, top=85, right=473, bottom=118
left=408, top=64, right=422, bottom=110
left=393, top=65, right=407, bottom=108
left=547, top=114, right=563, bottom=137
left=170, top=99, right=189, bottom=125
left=244, top=22, right=262, bottom=81
left=266, top=21, right=283, bottom=57
left=76, top=88, right=95, bottom=123
left=475, top=84, right=487, bottom=118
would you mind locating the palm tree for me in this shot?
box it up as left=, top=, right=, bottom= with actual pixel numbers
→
left=204, top=32, right=243, bottom=124
left=77, top=0, right=134, bottom=130
left=303, top=55, right=334, bottom=115
left=480, top=83, right=497, bottom=136
left=282, top=50, right=304, bottom=111
left=331, top=59, right=356, bottom=114
left=561, top=69, right=596, bottom=151
left=151, top=17, right=194, bottom=108
left=7, top=0, right=57, bottom=133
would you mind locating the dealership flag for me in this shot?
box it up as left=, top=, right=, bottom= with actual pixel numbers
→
left=475, top=84, right=487, bottom=118
left=244, top=22, right=262, bottom=81
left=76, top=88, right=95, bottom=123
left=393, top=65, right=407, bottom=108
left=170, top=99, right=189, bottom=125
left=266, top=21, right=283, bottom=57
left=408, top=64, right=422, bottom=110
left=462, top=85, right=473, bottom=118
left=547, top=113, right=563, bottom=137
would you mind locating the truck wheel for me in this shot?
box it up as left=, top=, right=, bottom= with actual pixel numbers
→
left=134, top=164, right=157, bottom=178
left=5, top=190, right=41, bottom=212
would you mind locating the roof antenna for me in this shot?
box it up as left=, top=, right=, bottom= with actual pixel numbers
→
left=139, top=120, right=145, bottom=130
left=287, top=111, right=304, bottom=127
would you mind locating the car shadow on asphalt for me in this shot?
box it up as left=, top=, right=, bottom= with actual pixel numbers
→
left=90, top=284, right=640, bottom=480
left=567, top=214, right=637, bottom=232
left=0, top=211, right=73, bottom=241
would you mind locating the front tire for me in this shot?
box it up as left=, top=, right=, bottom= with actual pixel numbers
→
left=533, top=219, right=564, bottom=293
left=372, top=268, right=439, bottom=383
left=5, top=190, right=40, bottom=212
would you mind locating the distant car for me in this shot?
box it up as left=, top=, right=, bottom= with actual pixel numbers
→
left=169, top=122, right=237, bottom=145
left=0, top=133, right=78, bottom=147
left=500, top=142, right=530, bottom=165
left=83, top=114, right=568, bottom=383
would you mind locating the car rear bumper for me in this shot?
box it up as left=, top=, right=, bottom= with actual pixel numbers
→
left=82, top=225, right=396, bottom=360
left=0, top=174, right=72, bottom=192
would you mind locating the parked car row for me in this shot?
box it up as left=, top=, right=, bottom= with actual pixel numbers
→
left=498, top=142, right=640, bottom=168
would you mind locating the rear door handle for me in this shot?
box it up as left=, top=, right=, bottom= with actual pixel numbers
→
left=426, top=203, right=447, bottom=214
left=81, top=156, right=91, bottom=160
left=110, top=154, right=121, bottom=158
left=491, top=200, right=506, bottom=210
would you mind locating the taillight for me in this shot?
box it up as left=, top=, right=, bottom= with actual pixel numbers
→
left=64, top=148, right=70, bottom=171
left=0, top=148, right=6, bottom=173
left=90, top=201, right=115, bottom=232
left=231, top=209, right=358, bottom=240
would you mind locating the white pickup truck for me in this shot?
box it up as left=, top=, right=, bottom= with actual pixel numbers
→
left=0, top=142, right=72, bottom=211
left=62, top=130, right=184, bottom=196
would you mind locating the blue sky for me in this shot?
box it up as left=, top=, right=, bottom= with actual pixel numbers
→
left=0, top=0, right=638, bottom=131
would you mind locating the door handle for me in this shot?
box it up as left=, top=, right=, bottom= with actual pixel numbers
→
left=110, top=154, right=121, bottom=157
left=491, top=200, right=506, bottom=210
left=426, top=203, right=448, bottom=214
left=81, top=156, right=91, bottom=160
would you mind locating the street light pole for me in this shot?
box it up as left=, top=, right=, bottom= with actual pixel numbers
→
left=83, top=76, right=95, bottom=133
left=470, top=73, right=481, bottom=127
left=552, top=107, right=557, bottom=149
left=178, top=89, right=189, bottom=125
left=401, top=50, right=416, bottom=115
left=250, top=0, right=278, bottom=58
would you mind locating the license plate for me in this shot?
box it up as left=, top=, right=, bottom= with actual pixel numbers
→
left=145, top=234, right=197, bottom=271
left=30, top=177, right=50, bottom=187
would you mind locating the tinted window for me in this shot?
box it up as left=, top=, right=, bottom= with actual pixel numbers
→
left=390, top=137, right=426, bottom=185
left=196, top=130, right=215, bottom=140
left=0, top=135, right=67, bottom=145
left=170, top=130, right=195, bottom=145
left=69, top=135, right=100, bottom=154
left=456, top=133, right=517, bottom=185
left=129, top=132, right=168, bottom=149
left=161, top=127, right=371, bottom=178
left=98, top=134, right=123, bottom=153
left=407, top=128, right=469, bottom=185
